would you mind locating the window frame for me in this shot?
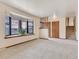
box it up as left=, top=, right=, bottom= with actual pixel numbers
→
left=5, top=16, right=34, bottom=38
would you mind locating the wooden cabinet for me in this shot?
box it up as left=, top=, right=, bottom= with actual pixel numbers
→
left=52, top=21, right=59, bottom=38
left=49, top=21, right=59, bottom=38
left=66, top=16, right=76, bottom=39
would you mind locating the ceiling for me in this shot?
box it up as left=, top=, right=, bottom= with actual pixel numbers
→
left=0, top=0, right=78, bottom=17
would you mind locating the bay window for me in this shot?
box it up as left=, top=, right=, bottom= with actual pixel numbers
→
left=5, top=16, right=34, bottom=38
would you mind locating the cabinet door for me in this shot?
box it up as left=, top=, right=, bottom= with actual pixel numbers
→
left=52, top=21, right=59, bottom=38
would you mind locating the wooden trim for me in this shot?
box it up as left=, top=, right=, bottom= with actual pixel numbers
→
left=59, top=38, right=66, bottom=40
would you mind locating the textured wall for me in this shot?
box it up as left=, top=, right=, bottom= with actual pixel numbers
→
left=0, top=3, right=40, bottom=48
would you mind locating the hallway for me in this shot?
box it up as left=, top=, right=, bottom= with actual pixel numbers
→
left=0, top=39, right=77, bottom=59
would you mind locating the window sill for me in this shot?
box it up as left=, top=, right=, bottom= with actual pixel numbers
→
left=5, top=34, right=34, bottom=39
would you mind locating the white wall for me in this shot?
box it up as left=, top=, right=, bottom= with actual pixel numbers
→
left=76, top=16, right=78, bottom=40
left=0, top=3, right=40, bottom=48
left=59, top=18, right=66, bottom=39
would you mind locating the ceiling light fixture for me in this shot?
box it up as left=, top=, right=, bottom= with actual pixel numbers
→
left=48, top=12, right=57, bottom=21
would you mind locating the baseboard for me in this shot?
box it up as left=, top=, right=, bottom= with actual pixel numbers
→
left=40, top=38, right=49, bottom=40
left=6, top=38, right=38, bottom=48
left=59, top=38, right=67, bottom=40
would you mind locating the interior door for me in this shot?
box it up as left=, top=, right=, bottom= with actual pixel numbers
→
left=52, top=21, right=59, bottom=38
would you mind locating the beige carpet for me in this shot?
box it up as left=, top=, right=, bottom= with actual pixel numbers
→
left=0, top=39, right=78, bottom=59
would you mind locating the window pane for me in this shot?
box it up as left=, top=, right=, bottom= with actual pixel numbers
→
left=11, top=20, right=19, bottom=35
left=22, top=21, right=27, bottom=34
left=28, top=21, right=34, bottom=34
left=5, top=17, right=10, bottom=35
left=28, top=27, right=33, bottom=34
left=28, top=21, right=33, bottom=26
left=22, top=21, right=27, bottom=29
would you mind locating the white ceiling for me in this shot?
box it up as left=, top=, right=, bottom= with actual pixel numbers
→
left=0, top=0, right=77, bottom=17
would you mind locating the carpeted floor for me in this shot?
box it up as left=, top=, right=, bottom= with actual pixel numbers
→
left=0, top=39, right=78, bottom=59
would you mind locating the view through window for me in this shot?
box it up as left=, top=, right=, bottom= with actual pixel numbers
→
left=5, top=15, right=34, bottom=37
